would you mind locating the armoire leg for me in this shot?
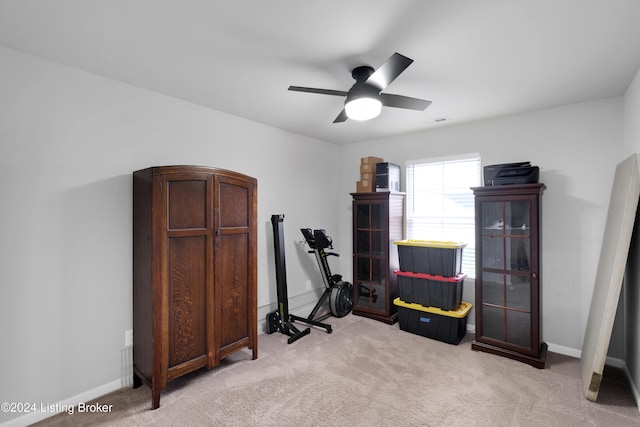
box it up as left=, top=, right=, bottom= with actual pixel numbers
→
left=132, top=372, right=142, bottom=388
left=151, top=387, right=161, bottom=410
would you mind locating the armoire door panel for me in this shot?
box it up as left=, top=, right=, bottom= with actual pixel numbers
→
left=167, top=180, right=207, bottom=230
left=219, top=182, right=249, bottom=227
left=168, top=236, right=208, bottom=367
left=219, top=233, right=250, bottom=347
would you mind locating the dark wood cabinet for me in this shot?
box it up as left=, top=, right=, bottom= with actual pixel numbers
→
left=351, top=192, right=405, bottom=324
left=471, top=184, right=547, bottom=368
left=133, top=165, right=258, bottom=409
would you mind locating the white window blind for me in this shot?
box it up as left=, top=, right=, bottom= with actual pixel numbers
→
left=405, top=155, right=481, bottom=277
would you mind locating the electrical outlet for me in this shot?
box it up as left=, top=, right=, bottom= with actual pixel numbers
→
left=306, top=280, right=313, bottom=290
left=125, top=329, right=133, bottom=347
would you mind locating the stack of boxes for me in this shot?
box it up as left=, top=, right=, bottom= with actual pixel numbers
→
left=357, top=156, right=383, bottom=192
left=393, top=240, right=472, bottom=345
left=356, top=157, right=401, bottom=193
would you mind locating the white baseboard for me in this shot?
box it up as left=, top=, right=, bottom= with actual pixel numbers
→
left=604, top=361, right=640, bottom=413
left=257, top=287, right=324, bottom=334
left=605, top=356, right=626, bottom=369
left=622, top=363, right=640, bottom=413
left=546, top=342, right=582, bottom=358
left=0, top=380, right=122, bottom=427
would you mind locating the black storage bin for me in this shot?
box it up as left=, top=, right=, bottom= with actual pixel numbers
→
left=395, top=271, right=466, bottom=311
left=395, top=240, right=466, bottom=277
left=394, top=298, right=471, bottom=345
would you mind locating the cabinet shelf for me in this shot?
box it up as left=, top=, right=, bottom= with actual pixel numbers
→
left=482, top=302, right=530, bottom=313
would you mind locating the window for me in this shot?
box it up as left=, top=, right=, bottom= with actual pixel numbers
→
left=405, top=154, right=481, bottom=277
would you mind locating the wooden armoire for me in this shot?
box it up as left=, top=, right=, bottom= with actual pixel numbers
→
left=132, top=165, right=258, bottom=409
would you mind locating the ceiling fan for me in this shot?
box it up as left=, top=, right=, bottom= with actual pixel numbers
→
left=288, top=52, right=431, bottom=123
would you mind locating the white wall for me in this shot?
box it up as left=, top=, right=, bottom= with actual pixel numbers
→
left=623, top=66, right=640, bottom=405
left=0, top=46, right=339, bottom=425
left=0, top=42, right=634, bottom=425
left=336, top=98, right=625, bottom=355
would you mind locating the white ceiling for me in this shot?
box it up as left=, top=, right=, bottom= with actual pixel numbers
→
left=1, top=0, right=640, bottom=145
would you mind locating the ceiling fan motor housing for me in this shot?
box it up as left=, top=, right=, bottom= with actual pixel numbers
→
left=351, top=65, right=375, bottom=83
left=346, top=81, right=381, bottom=103
left=345, top=70, right=382, bottom=121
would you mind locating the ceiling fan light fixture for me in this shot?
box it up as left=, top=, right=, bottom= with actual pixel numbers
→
left=345, top=96, right=382, bottom=121
left=288, top=53, right=429, bottom=123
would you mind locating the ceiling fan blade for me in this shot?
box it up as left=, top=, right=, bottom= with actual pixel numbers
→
left=333, top=109, right=348, bottom=123
left=366, top=53, right=413, bottom=90
left=288, top=86, right=348, bottom=97
left=380, top=93, right=431, bottom=111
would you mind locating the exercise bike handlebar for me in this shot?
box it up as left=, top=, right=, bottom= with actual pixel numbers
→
left=307, top=250, right=339, bottom=257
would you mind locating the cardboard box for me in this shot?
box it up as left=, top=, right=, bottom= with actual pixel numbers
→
left=360, top=163, right=378, bottom=173
left=360, top=157, right=383, bottom=175
left=361, top=156, right=383, bottom=165
left=358, top=157, right=383, bottom=192
left=360, top=172, right=374, bottom=182
left=357, top=180, right=374, bottom=193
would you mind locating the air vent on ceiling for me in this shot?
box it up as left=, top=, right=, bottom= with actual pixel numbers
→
left=422, top=116, right=448, bottom=125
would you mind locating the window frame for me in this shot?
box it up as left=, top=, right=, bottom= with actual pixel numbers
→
left=405, top=153, right=481, bottom=278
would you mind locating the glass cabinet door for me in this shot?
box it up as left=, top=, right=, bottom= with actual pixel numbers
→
left=472, top=183, right=545, bottom=368
left=355, top=256, right=385, bottom=310
left=354, top=202, right=387, bottom=312
left=479, top=199, right=534, bottom=350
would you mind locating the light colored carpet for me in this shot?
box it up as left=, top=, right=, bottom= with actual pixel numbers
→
left=34, top=314, right=639, bottom=426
